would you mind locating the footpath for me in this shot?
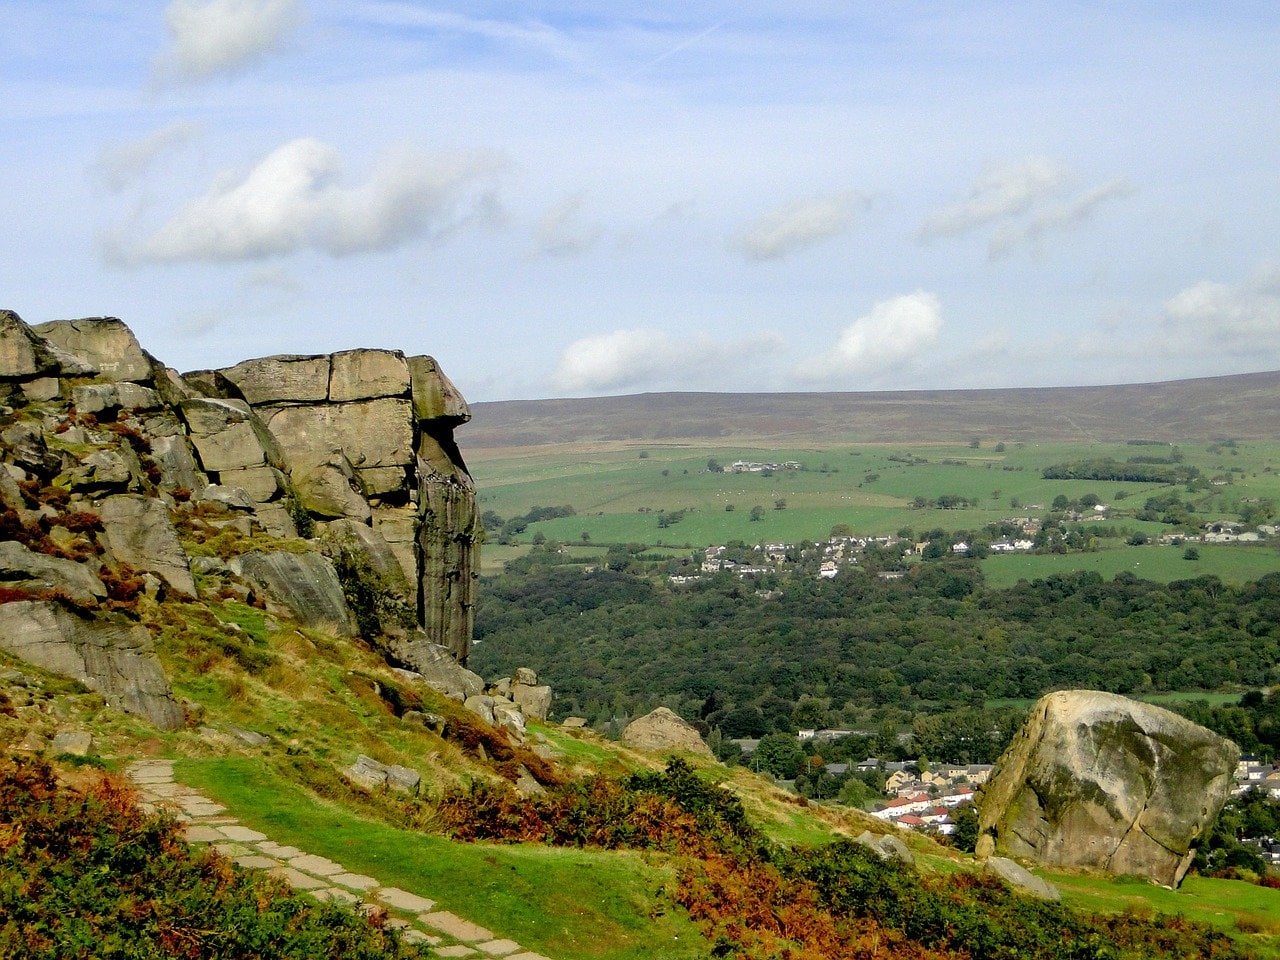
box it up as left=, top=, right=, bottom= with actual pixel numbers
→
left=126, top=760, right=554, bottom=960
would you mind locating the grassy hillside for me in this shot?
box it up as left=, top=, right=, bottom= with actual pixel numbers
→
left=5, top=605, right=1280, bottom=958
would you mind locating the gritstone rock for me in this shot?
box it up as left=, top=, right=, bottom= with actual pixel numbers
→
left=0, top=600, right=183, bottom=730
left=621, top=707, right=714, bottom=758
left=975, top=689, right=1237, bottom=887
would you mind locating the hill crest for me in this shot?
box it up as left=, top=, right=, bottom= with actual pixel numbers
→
left=467, top=370, right=1280, bottom=448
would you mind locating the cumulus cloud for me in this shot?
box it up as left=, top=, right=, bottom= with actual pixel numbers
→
left=113, top=138, right=500, bottom=263
left=1161, top=262, right=1280, bottom=356
left=797, top=291, right=942, bottom=384
left=732, top=192, right=866, bottom=260
left=552, top=328, right=781, bottom=393
left=532, top=195, right=602, bottom=257
left=154, top=0, right=302, bottom=82
left=988, top=178, right=1136, bottom=259
left=95, top=122, right=201, bottom=192
left=918, top=157, right=1069, bottom=241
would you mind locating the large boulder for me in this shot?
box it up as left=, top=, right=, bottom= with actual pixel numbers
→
left=32, top=317, right=155, bottom=383
left=330, top=349, right=410, bottom=402
left=98, top=494, right=196, bottom=597
left=621, top=707, right=714, bottom=758
left=229, top=551, right=356, bottom=636
left=179, top=398, right=283, bottom=474
left=0, top=600, right=183, bottom=730
left=0, top=540, right=106, bottom=605
left=0, top=310, right=59, bottom=380
left=218, top=354, right=331, bottom=405
left=975, top=690, right=1238, bottom=887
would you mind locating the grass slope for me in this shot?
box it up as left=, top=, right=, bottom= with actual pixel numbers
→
left=175, top=757, right=710, bottom=960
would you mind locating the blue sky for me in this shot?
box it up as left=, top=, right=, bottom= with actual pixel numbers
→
left=3, top=1, right=1279, bottom=401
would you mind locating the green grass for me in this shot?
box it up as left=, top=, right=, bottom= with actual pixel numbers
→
left=174, top=757, right=711, bottom=960
left=471, top=440, right=1280, bottom=584
left=982, top=542, right=1280, bottom=587
left=1043, top=869, right=1280, bottom=956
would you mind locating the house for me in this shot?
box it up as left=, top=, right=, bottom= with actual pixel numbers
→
left=818, top=561, right=839, bottom=579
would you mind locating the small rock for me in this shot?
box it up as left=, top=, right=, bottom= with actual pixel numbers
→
left=982, top=856, right=1061, bottom=901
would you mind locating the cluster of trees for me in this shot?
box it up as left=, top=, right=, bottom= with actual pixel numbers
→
left=1173, top=688, right=1280, bottom=760
left=473, top=557, right=1280, bottom=749
left=1042, top=457, right=1201, bottom=485
left=1193, top=788, right=1280, bottom=880
left=481, top=505, right=576, bottom=544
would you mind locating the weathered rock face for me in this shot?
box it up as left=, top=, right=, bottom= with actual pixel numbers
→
left=621, top=707, right=714, bottom=758
left=216, top=348, right=479, bottom=664
left=0, top=601, right=183, bottom=730
left=975, top=690, right=1238, bottom=887
left=0, top=309, right=482, bottom=733
left=230, top=552, right=357, bottom=636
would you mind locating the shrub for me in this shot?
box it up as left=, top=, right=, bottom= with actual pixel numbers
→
left=0, top=756, right=427, bottom=959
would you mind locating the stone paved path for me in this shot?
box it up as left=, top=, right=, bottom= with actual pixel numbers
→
left=127, top=760, right=554, bottom=960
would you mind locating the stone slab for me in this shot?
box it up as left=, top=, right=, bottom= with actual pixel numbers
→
left=219, top=825, right=268, bottom=843
left=234, top=855, right=281, bottom=870
left=183, top=825, right=225, bottom=843
left=270, top=867, right=329, bottom=891
left=433, top=948, right=477, bottom=959
left=288, top=853, right=345, bottom=876
left=476, top=940, right=521, bottom=956
left=213, top=843, right=253, bottom=858
left=403, top=930, right=441, bottom=946
left=313, top=887, right=362, bottom=906
left=377, top=887, right=437, bottom=913
left=257, top=842, right=305, bottom=859
left=420, top=912, right=493, bottom=943
left=331, top=872, right=379, bottom=891
left=507, top=954, right=554, bottom=960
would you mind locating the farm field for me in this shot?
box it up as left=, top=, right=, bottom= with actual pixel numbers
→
left=469, top=438, right=1280, bottom=579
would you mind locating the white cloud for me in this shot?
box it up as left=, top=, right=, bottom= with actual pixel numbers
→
left=732, top=192, right=865, bottom=260
left=155, top=0, right=302, bottom=82
left=988, top=178, right=1136, bottom=258
left=95, top=122, right=201, bottom=192
left=551, top=328, right=781, bottom=393
left=797, top=291, right=942, bottom=384
left=918, top=157, right=1069, bottom=241
left=532, top=195, right=602, bottom=257
left=1161, top=262, right=1280, bottom=356
left=117, top=138, right=500, bottom=263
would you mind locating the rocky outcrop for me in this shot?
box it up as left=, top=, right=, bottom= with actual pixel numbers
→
left=0, top=309, right=481, bottom=733
left=0, top=600, right=183, bottom=730
left=621, top=707, right=714, bottom=758
left=215, top=347, right=480, bottom=664
left=975, top=690, right=1238, bottom=887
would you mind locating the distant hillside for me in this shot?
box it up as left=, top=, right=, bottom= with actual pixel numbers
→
left=467, top=370, right=1280, bottom=447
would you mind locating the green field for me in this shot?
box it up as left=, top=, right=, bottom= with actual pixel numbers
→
left=470, top=439, right=1280, bottom=579
left=984, top=541, right=1280, bottom=586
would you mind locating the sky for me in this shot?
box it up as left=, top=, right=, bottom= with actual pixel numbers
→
left=3, top=1, right=1279, bottom=402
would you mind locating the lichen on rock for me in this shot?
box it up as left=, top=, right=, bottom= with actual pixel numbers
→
left=975, top=689, right=1238, bottom=887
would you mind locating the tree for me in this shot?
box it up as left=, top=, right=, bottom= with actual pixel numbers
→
left=754, top=732, right=806, bottom=780
left=1051, top=494, right=1071, bottom=511
left=750, top=505, right=765, bottom=522
left=580, top=531, right=591, bottom=543
left=1184, top=546, right=1200, bottom=560
left=707, top=458, right=724, bottom=473
left=774, top=499, right=787, bottom=511
left=950, top=803, right=979, bottom=852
